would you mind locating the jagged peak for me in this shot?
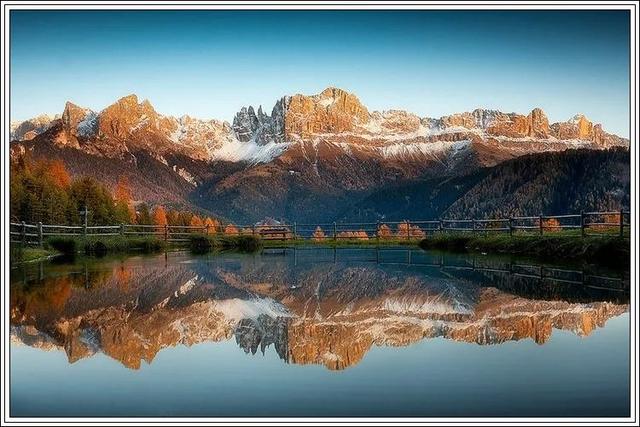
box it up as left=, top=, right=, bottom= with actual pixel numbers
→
left=63, top=101, right=88, bottom=113
left=140, top=98, right=154, bottom=109
left=319, top=86, right=351, bottom=98
left=570, top=113, right=590, bottom=124
left=114, top=93, right=139, bottom=105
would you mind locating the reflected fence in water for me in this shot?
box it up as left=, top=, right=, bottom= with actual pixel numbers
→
left=263, top=246, right=629, bottom=293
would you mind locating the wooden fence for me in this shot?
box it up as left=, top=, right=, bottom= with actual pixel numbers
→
left=9, top=209, right=631, bottom=247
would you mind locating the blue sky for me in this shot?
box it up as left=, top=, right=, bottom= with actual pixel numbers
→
left=11, top=10, right=630, bottom=136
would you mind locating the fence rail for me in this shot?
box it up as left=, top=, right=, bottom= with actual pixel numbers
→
left=9, top=209, right=631, bottom=246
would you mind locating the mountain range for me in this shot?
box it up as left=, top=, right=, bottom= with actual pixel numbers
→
left=10, top=87, right=630, bottom=223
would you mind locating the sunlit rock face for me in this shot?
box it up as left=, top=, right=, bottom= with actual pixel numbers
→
left=12, top=87, right=627, bottom=164
left=10, top=253, right=628, bottom=371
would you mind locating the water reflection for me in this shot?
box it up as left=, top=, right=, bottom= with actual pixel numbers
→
left=11, top=248, right=629, bottom=370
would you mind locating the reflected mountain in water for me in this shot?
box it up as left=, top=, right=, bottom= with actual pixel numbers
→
left=10, top=249, right=629, bottom=370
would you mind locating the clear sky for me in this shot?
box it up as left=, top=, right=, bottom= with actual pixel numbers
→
left=10, top=10, right=630, bottom=136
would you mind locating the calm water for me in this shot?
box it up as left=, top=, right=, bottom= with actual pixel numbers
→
left=10, top=247, right=630, bottom=417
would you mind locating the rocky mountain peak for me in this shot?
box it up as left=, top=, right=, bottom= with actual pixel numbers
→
left=98, top=94, right=160, bottom=139
left=284, top=87, right=370, bottom=137
left=527, top=107, right=550, bottom=138
left=62, top=101, right=88, bottom=127
left=10, top=113, right=57, bottom=141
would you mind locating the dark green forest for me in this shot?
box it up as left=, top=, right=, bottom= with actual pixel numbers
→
left=343, top=148, right=629, bottom=221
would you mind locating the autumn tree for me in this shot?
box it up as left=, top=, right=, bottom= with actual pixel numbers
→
left=396, top=221, right=425, bottom=239
left=46, top=159, right=71, bottom=188
left=542, top=217, right=561, bottom=232
left=166, top=209, right=180, bottom=226
left=113, top=176, right=135, bottom=223
left=377, top=224, right=393, bottom=239
left=224, top=223, right=239, bottom=235
left=153, top=206, right=168, bottom=228
left=204, top=217, right=220, bottom=233
left=312, top=226, right=326, bottom=241
left=189, top=215, right=204, bottom=227
left=354, top=230, right=369, bottom=240
left=136, top=203, right=152, bottom=225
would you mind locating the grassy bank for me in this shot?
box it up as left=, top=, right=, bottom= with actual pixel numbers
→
left=189, top=234, right=263, bottom=253
left=10, top=247, right=60, bottom=264
left=262, top=237, right=419, bottom=247
left=419, top=233, right=630, bottom=269
left=46, top=236, right=167, bottom=256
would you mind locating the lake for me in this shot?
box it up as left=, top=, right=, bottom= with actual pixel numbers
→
left=10, top=247, right=630, bottom=417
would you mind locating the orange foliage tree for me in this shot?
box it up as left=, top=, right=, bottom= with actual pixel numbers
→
left=397, top=221, right=425, bottom=239
left=152, top=206, right=168, bottom=230
left=114, top=176, right=135, bottom=222
left=46, top=159, right=71, bottom=188
left=224, top=223, right=239, bottom=235
left=190, top=215, right=204, bottom=227
left=542, top=217, right=561, bottom=232
left=377, top=224, right=393, bottom=239
left=591, top=213, right=622, bottom=231
left=337, top=230, right=368, bottom=240
left=203, top=217, right=220, bottom=233
left=312, top=226, right=327, bottom=241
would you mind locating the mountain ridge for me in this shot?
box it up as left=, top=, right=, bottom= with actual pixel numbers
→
left=11, top=87, right=628, bottom=157
left=9, top=87, right=630, bottom=223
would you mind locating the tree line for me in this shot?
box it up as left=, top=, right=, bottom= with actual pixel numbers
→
left=10, top=154, right=221, bottom=228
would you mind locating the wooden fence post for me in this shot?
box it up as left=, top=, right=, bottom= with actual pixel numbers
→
left=580, top=210, right=586, bottom=237
left=333, top=222, right=337, bottom=241
left=539, top=214, right=544, bottom=236
left=376, top=220, right=380, bottom=244
left=508, top=218, right=513, bottom=237
left=406, top=220, right=410, bottom=240
left=21, top=221, right=26, bottom=246
left=619, top=208, right=624, bottom=237
left=37, top=222, right=43, bottom=247
left=293, top=222, right=297, bottom=240
left=439, top=219, right=444, bottom=233
left=164, top=224, right=168, bottom=242
left=205, top=224, right=209, bottom=235
left=472, top=219, right=476, bottom=235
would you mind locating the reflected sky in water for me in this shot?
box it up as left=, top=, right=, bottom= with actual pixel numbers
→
left=10, top=248, right=630, bottom=417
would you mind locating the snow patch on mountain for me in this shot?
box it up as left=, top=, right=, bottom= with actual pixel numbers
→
left=173, top=165, right=198, bottom=186
left=211, top=138, right=291, bottom=164
left=382, top=296, right=473, bottom=315
left=212, top=298, right=291, bottom=323
left=77, top=111, right=98, bottom=138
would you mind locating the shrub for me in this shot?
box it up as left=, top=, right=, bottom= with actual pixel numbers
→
left=189, top=234, right=262, bottom=253
left=46, top=237, right=78, bottom=255
left=189, top=235, right=215, bottom=254
left=221, top=235, right=262, bottom=252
